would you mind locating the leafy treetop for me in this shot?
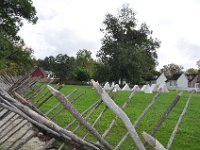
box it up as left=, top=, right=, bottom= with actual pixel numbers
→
left=0, top=0, right=38, bottom=75
left=0, top=0, right=38, bottom=40
left=97, top=4, right=160, bottom=84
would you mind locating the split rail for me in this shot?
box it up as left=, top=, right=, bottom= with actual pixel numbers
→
left=0, top=74, right=196, bottom=150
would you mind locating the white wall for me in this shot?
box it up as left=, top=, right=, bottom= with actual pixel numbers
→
left=156, top=73, right=167, bottom=85
left=170, top=81, right=177, bottom=87
left=177, top=74, right=188, bottom=88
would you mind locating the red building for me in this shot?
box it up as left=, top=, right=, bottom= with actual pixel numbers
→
left=31, top=67, right=47, bottom=79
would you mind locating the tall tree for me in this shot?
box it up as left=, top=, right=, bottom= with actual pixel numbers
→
left=97, top=4, right=160, bottom=84
left=163, top=63, right=184, bottom=76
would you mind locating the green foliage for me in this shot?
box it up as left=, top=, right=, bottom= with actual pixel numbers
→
left=185, top=68, right=198, bottom=74
left=38, top=50, right=95, bottom=82
left=97, top=4, right=160, bottom=84
left=0, top=0, right=37, bottom=74
left=76, top=49, right=95, bottom=78
left=0, top=0, right=37, bottom=40
left=0, top=33, right=35, bottom=75
left=163, top=63, right=184, bottom=76
left=92, top=61, right=112, bottom=82
left=38, top=56, right=56, bottom=71
left=75, top=68, right=90, bottom=81
left=54, top=54, right=75, bottom=82
left=38, top=54, right=76, bottom=82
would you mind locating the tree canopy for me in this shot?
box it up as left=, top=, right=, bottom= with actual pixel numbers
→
left=97, top=4, right=160, bottom=84
left=0, top=0, right=38, bottom=74
left=38, top=51, right=95, bottom=83
left=75, top=49, right=94, bottom=81
left=38, top=54, right=75, bottom=82
left=0, top=0, right=37, bottom=40
left=185, top=68, right=198, bottom=74
left=163, top=63, right=184, bottom=76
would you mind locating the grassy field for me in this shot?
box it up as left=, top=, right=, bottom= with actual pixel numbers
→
left=32, top=84, right=200, bottom=150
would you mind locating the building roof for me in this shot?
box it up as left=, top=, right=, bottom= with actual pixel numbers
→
left=167, top=73, right=182, bottom=81
left=31, top=67, right=47, bottom=78
left=186, top=74, right=198, bottom=82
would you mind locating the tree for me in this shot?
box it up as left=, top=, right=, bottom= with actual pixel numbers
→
left=185, top=68, right=198, bottom=74
left=52, top=54, right=75, bottom=83
left=0, top=0, right=38, bottom=74
left=75, top=49, right=95, bottom=81
left=0, top=0, right=37, bottom=40
left=76, top=49, right=93, bottom=66
left=76, top=68, right=90, bottom=82
left=38, top=50, right=95, bottom=82
left=38, top=56, right=56, bottom=71
left=163, top=63, right=184, bottom=76
left=97, top=4, right=160, bottom=84
left=0, top=36, right=36, bottom=74
left=92, top=61, right=111, bottom=83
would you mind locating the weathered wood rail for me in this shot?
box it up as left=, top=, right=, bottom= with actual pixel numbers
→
left=0, top=74, right=196, bottom=150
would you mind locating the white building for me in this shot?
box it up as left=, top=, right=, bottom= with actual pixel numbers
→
left=141, top=85, right=147, bottom=92
left=146, top=73, right=167, bottom=86
left=156, top=73, right=167, bottom=85
left=167, top=73, right=188, bottom=89
left=150, top=84, right=158, bottom=92
left=158, top=83, right=169, bottom=93
left=143, top=84, right=152, bottom=94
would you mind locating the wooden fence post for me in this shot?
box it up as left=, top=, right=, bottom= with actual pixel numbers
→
left=48, top=85, right=112, bottom=150
left=166, top=91, right=195, bottom=149
left=91, top=79, right=146, bottom=150
left=142, top=132, right=166, bottom=150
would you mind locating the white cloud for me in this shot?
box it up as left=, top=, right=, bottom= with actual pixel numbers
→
left=19, top=0, right=200, bottom=70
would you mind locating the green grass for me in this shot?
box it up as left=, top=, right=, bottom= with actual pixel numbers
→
left=31, top=84, right=200, bottom=150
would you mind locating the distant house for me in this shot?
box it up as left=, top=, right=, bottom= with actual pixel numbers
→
left=166, top=73, right=188, bottom=89
left=146, top=73, right=167, bottom=85
left=187, top=74, right=198, bottom=88
left=44, top=71, right=55, bottom=79
left=31, top=67, right=47, bottom=79
left=156, top=73, right=167, bottom=85
left=186, top=71, right=200, bottom=88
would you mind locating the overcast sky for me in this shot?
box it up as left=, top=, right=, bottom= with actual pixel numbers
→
left=19, top=0, right=200, bottom=70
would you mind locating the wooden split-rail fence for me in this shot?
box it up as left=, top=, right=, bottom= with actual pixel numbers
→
left=0, top=74, right=196, bottom=150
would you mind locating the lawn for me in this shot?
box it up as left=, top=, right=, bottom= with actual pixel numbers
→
left=31, top=84, right=200, bottom=150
